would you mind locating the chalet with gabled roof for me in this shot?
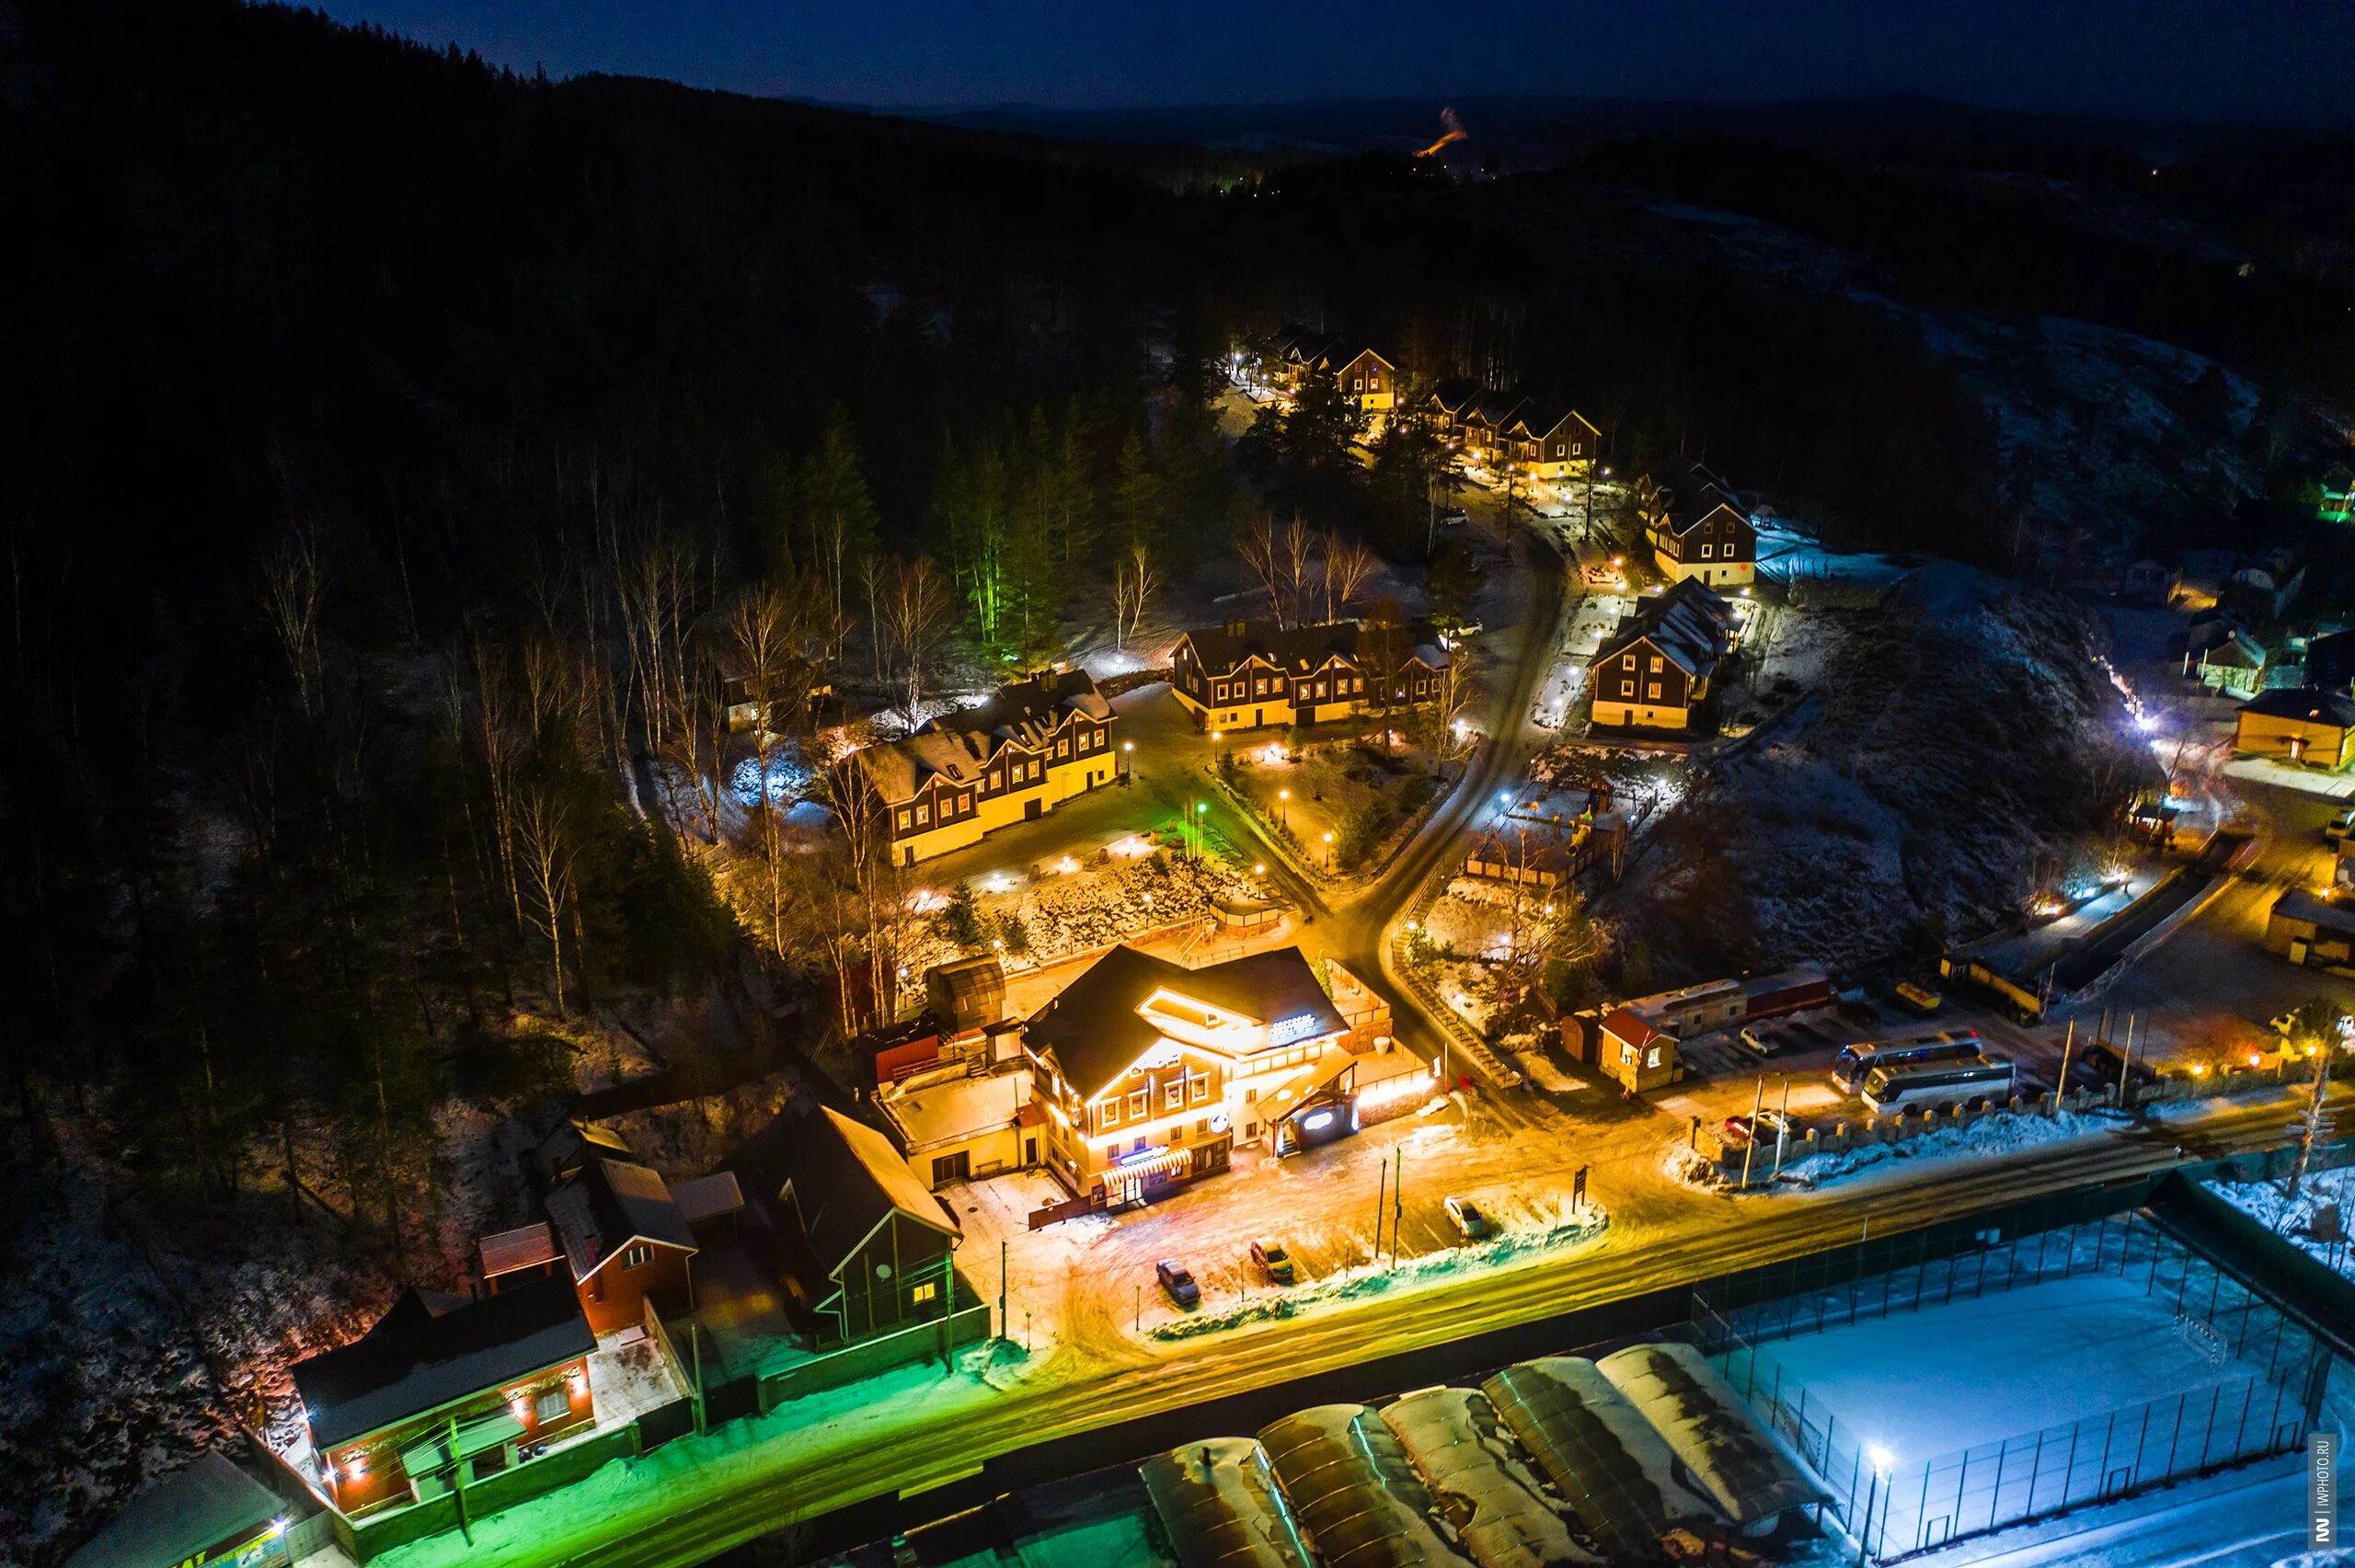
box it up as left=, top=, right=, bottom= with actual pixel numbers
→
left=1646, top=469, right=1756, bottom=588
left=1169, top=618, right=1450, bottom=732
left=1020, top=944, right=1355, bottom=1202
left=1501, top=401, right=1602, bottom=480
left=731, top=1104, right=966, bottom=1345
left=834, top=669, right=1119, bottom=864
left=1587, top=579, right=1737, bottom=732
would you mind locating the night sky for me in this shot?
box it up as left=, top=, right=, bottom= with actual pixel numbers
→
left=313, top=0, right=2355, bottom=129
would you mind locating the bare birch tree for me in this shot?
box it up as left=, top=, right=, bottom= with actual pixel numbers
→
left=878, top=555, right=956, bottom=727
left=1112, top=539, right=1161, bottom=652
left=1320, top=533, right=1377, bottom=624
left=514, top=784, right=580, bottom=1017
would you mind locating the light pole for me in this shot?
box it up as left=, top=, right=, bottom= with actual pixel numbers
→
left=1322, top=830, right=1335, bottom=871
left=1855, top=1447, right=1892, bottom=1567
left=1195, top=800, right=1210, bottom=862
left=1211, top=729, right=1223, bottom=770
left=1278, top=787, right=1290, bottom=830
left=1120, top=738, right=1133, bottom=782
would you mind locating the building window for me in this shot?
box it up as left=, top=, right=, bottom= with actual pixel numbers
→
left=896, top=809, right=912, bottom=830
left=1166, top=1081, right=1184, bottom=1110
left=1314, top=681, right=1327, bottom=698
left=1101, top=1097, right=1120, bottom=1128
left=1649, top=656, right=1663, bottom=672
left=1130, top=1090, right=1148, bottom=1118
left=911, top=1280, right=939, bottom=1305
left=1645, top=1046, right=1663, bottom=1069
left=1621, top=1042, right=1637, bottom=1064
left=1245, top=1086, right=1259, bottom=1103
left=988, top=771, right=1001, bottom=789
left=1700, top=544, right=1713, bottom=558
left=1647, top=681, right=1661, bottom=701
left=1132, top=1137, right=1147, bottom=1154
left=622, top=1243, right=654, bottom=1270
left=535, top=1387, right=569, bottom=1423
left=1621, top=653, right=1636, bottom=669
left=1057, top=738, right=1069, bottom=757
left=1189, top=1071, right=1210, bottom=1103
left=1197, top=1118, right=1212, bottom=1136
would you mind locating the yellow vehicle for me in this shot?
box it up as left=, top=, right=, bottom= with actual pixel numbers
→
left=1894, top=980, right=1943, bottom=1013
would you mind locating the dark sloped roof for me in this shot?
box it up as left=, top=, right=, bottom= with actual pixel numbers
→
left=1466, top=392, right=1528, bottom=429
left=1509, top=401, right=1595, bottom=443
left=1178, top=620, right=1449, bottom=679
left=1426, top=377, right=1482, bottom=416
left=2307, top=630, right=2355, bottom=694
left=2242, top=686, right=2355, bottom=727
left=845, top=670, right=1110, bottom=806
left=546, top=1157, right=695, bottom=1282
left=733, top=1104, right=959, bottom=1274
left=1024, top=945, right=1347, bottom=1102
left=293, top=1275, right=594, bottom=1451
left=65, top=1451, right=287, bottom=1568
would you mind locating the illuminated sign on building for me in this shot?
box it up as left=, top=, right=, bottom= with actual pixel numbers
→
left=1269, top=1013, right=1325, bottom=1045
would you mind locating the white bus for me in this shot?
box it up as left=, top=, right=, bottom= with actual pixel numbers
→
left=1832, top=1029, right=1982, bottom=1093
left=1861, top=1057, right=2015, bottom=1114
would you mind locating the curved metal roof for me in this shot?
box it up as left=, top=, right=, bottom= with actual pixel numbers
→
left=1482, top=1357, right=1721, bottom=1558
left=1141, top=1437, right=1315, bottom=1568
left=1258, top=1404, right=1471, bottom=1568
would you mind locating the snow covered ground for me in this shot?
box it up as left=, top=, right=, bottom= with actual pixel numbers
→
left=2212, top=1167, right=2355, bottom=1278
left=1756, top=1272, right=2280, bottom=1470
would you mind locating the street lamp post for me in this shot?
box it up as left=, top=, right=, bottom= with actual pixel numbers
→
left=1322, top=830, right=1335, bottom=871
left=1278, top=787, right=1290, bottom=830
left=1211, top=729, right=1223, bottom=770
left=1194, top=800, right=1210, bottom=862
left=1855, top=1448, right=1892, bottom=1567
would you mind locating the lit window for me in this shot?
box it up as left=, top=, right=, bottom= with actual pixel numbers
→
left=1190, top=1071, right=1210, bottom=1103
left=1102, top=1097, right=1120, bottom=1127
left=1649, top=656, right=1663, bottom=672
left=897, top=810, right=912, bottom=830
left=911, top=1280, right=938, bottom=1304
left=988, top=771, right=1001, bottom=789
left=1166, top=1082, right=1184, bottom=1110
left=1058, top=738, right=1069, bottom=757
left=1700, top=544, right=1713, bottom=558
left=1647, top=682, right=1661, bottom=700
left=1621, top=1042, right=1637, bottom=1064
left=535, top=1388, right=569, bottom=1423
left=622, top=1243, right=654, bottom=1270
left=1645, top=1046, right=1663, bottom=1069
left=1130, top=1090, right=1148, bottom=1118
left=914, top=805, right=928, bottom=824
left=1621, top=654, right=1636, bottom=669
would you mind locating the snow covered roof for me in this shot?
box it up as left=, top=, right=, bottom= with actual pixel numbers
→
left=1025, top=944, right=1348, bottom=1102
left=64, top=1452, right=287, bottom=1568
left=1482, top=1357, right=1722, bottom=1556
left=293, top=1276, right=595, bottom=1452
left=1381, top=1387, right=1597, bottom=1568
left=546, top=1157, right=697, bottom=1283
left=1593, top=1343, right=1827, bottom=1528
left=1591, top=580, right=1732, bottom=679
left=2241, top=686, right=2355, bottom=727
left=736, top=1104, right=959, bottom=1274
left=1178, top=620, right=1449, bottom=679
left=876, top=1069, right=1029, bottom=1152
left=1258, top=1404, right=1471, bottom=1568
left=1140, top=1436, right=1315, bottom=1568
left=844, top=670, right=1111, bottom=806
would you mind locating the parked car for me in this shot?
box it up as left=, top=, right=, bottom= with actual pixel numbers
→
left=1155, top=1259, right=1200, bottom=1309
left=2064, top=1042, right=2161, bottom=1095
left=1443, top=1196, right=1494, bottom=1241
left=1739, top=1024, right=1783, bottom=1057
left=1725, top=1110, right=1790, bottom=1143
left=2327, top=808, right=2355, bottom=841
left=1893, top=980, right=1943, bottom=1013
left=1440, top=506, right=1470, bottom=527
left=1249, top=1239, right=1296, bottom=1285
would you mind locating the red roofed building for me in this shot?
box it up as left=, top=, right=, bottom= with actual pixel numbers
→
left=1600, top=1006, right=1677, bottom=1093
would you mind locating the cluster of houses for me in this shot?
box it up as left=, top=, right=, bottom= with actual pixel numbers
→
left=258, top=1101, right=972, bottom=1539
left=174, top=936, right=1411, bottom=1553
left=1242, top=326, right=1399, bottom=415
